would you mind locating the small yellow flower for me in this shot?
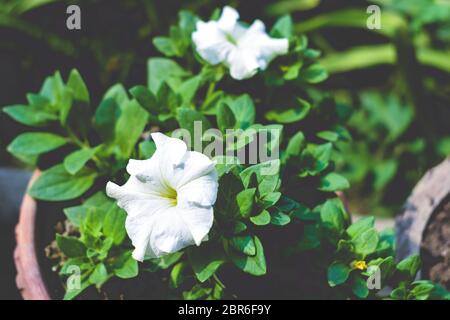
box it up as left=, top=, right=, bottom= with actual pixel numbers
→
left=351, top=260, right=367, bottom=270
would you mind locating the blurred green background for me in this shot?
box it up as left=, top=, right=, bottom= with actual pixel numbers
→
left=1, top=0, right=449, bottom=219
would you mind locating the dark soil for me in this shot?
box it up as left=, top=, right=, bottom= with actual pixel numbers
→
left=421, top=196, right=450, bottom=290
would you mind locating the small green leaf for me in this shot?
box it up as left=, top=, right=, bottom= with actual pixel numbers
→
left=188, top=246, right=226, bottom=283
left=67, top=69, right=90, bottom=104
left=64, top=147, right=98, bottom=175
left=139, top=140, right=156, bottom=159
left=250, top=210, right=271, bottom=226
left=113, top=251, right=138, bottom=279
left=56, top=234, right=86, bottom=258
left=29, top=164, right=97, bottom=201
left=286, top=131, right=305, bottom=157
left=320, top=199, right=345, bottom=235
left=303, top=63, right=328, bottom=83
left=352, top=275, right=369, bottom=298
left=8, top=132, right=66, bottom=156
left=103, top=206, right=127, bottom=245
left=177, top=76, right=201, bottom=105
left=327, top=262, right=351, bottom=287
left=115, top=99, right=149, bottom=159
left=236, top=188, right=256, bottom=217
left=230, top=236, right=266, bottom=276
left=230, top=235, right=256, bottom=256
left=217, top=102, right=236, bottom=132
left=353, top=229, right=379, bottom=257
left=397, top=255, right=421, bottom=281
left=88, top=263, right=109, bottom=287
left=153, top=36, right=178, bottom=57
left=130, top=85, right=158, bottom=114
left=148, top=58, right=189, bottom=94
left=265, top=98, right=311, bottom=124
left=347, top=216, right=375, bottom=239
left=3, top=105, right=57, bottom=127
left=170, top=262, right=186, bottom=288
left=271, top=210, right=291, bottom=226
left=270, top=14, right=293, bottom=38
left=227, top=94, right=255, bottom=129
left=318, top=172, right=350, bottom=192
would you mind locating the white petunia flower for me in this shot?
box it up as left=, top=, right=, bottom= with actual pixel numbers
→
left=192, top=6, right=289, bottom=80
left=106, top=133, right=218, bottom=261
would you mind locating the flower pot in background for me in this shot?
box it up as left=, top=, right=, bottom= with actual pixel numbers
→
left=396, top=158, right=450, bottom=290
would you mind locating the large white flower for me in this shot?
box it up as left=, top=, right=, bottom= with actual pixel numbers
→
left=106, top=133, right=218, bottom=261
left=192, top=6, right=289, bottom=80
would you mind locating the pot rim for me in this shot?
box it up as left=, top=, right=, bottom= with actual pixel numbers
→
left=14, top=170, right=51, bottom=300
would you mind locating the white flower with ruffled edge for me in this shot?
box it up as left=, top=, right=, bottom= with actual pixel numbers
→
left=192, top=6, right=289, bottom=80
left=106, top=133, right=218, bottom=261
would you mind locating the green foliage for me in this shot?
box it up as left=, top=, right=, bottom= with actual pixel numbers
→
left=58, top=192, right=133, bottom=299
left=4, top=4, right=448, bottom=301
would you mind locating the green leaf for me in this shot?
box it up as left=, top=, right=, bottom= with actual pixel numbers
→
left=318, top=172, right=350, bottom=192
left=352, top=275, right=369, bottom=298
left=88, top=263, right=108, bottom=287
left=64, top=147, right=98, bottom=175
left=352, top=229, right=379, bottom=257
left=139, top=140, right=156, bottom=159
left=176, top=108, right=211, bottom=145
left=317, top=130, right=339, bottom=142
left=271, top=14, right=293, bottom=38
left=409, top=282, right=435, bottom=300
left=153, top=36, right=178, bottom=57
left=63, top=280, right=90, bottom=300
left=230, top=235, right=256, bottom=256
left=94, top=85, right=123, bottom=142
left=177, top=76, right=201, bottom=105
left=8, top=132, right=66, bottom=156
left=271, top=210, right=291, bottom=226
left=64, top=192, right=114, bottom=227
left=103, top=205, right=127, bottom=245
left=250, top=210, right=271, bottom=226
left=67, top=69, right=90, bottom=104
left=347, top=216, right=375, bottom=239
left=320, top=199, right=345, bottom=235
left=56, top=234, right=86, bottom=258
left=236, top=188, right=256, bottom=217
left=302, top=63, right=328, bottom=83
left=200, top=90, right=224, bottom=115
left=113, top=251, right=138, bottom=279
left=3, top=105, right=57, bottom=127
left=115, top=99, right=149, bottom=159
left=170, top=262, right=186, bottom=288
left=130, top=85, right=158, bottom=114
left=240, top=160, right=280, bottom=193
left=286, top=131, right=306, bottom=157
left=29, top=164, right=97, bottom=201
left=327, top=262, right=351, bottom=287
left=397, top=255, right=421, bottom=280
left=227, top=94, right=256, bottom=129
left=230, top=236, right=266, bottom=276
left=265, top=98, right=311, bottom=123
left=188, top=246, right=226, bottom=283
left=148, top=58, right=189, bottom=94
left=217, top=102, right=236, bottom=132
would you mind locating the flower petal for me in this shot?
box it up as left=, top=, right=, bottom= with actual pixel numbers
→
left=177, top=170, right=218, bottom=208
left=126, top=206, right=194, bottom=260
left=217, top=6, right=239, bottom=34
left=175, top=204, right=214, bottom=246
left=192, top=21, right=234, bottom=65
left=227, top=49, right=260, bottom=80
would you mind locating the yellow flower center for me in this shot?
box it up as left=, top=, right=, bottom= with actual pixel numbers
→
left=351, top=260, right=368, bottom=270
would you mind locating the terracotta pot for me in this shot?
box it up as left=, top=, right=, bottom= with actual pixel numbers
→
left=14, top=170, right=51, bottom=300
left=396, top=157, right=450, bottom=276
